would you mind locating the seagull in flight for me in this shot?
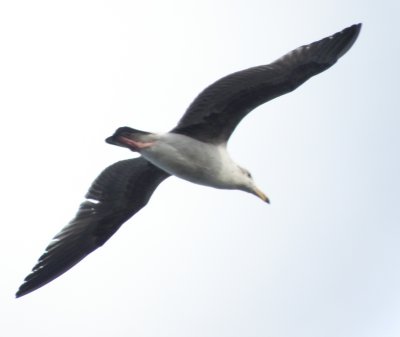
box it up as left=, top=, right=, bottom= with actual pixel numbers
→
left=16, top=24, right=361, bottom=297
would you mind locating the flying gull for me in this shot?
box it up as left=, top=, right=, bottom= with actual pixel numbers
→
left=16, top=24, right=361, bottom=297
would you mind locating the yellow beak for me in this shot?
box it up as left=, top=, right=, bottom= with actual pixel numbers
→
left=253, top=186, right=270, bottom=203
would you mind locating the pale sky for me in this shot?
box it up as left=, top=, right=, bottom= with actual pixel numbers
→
left=1, top=1, right=399, bottom=336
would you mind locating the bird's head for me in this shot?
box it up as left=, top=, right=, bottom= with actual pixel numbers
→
left=237, top=166, right=270, bottom=203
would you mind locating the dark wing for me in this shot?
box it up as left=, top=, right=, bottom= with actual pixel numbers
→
left=16, top=157, right=169, bottom=297
left=172, top=24, right=361, bottom=144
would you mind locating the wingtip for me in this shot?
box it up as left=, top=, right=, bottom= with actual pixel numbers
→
left=335, top=23, right=362, bottom=59
left=15, top=277, right=42, bottom=298
left=348, top=23, right=362, bottom=39
left=15, top=285, right=29, bottom=298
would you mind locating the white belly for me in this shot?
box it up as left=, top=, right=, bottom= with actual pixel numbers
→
left=140, top=133, right=238, bottom=189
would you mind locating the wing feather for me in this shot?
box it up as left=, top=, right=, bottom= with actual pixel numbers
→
left=172, top=24, right=361, bottom=144
left=16, top=157, right=169, bottom=297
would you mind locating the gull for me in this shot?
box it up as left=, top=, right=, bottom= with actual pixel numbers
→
left=16, top=24, right=361, bottom=297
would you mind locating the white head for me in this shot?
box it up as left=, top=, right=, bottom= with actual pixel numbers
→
left=236, top=166, right=270, bottom=203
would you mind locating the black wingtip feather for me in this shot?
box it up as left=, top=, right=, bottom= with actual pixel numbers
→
left=304, top=23, right=362, bottom=66
left=334, top=23, right=362, bottom=60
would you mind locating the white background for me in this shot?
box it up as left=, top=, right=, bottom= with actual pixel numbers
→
left=1, top=1, right=399, bottom=336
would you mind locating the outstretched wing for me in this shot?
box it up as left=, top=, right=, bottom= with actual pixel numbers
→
left=16, top=157, right=170, bottom=297
left=172, top=24, right=361, bottom=144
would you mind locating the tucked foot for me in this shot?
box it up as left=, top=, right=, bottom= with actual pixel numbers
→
left=106, top=126, right=154, bottom=151
left=117, top=136, right=154, bottom=151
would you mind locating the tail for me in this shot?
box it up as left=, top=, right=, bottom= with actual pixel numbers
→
left=105, top=126, right=152, bottom=148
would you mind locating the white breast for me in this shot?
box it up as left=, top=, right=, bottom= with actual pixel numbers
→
left=139, top=133, right=241, bottom=189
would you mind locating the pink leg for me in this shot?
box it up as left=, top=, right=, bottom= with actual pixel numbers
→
left=117, top=136, right=154, bottom=151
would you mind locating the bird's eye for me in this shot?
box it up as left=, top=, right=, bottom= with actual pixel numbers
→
left=247, top=172, right=252, bottom=178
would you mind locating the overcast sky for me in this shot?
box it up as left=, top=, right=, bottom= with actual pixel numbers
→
left=1, top=1, right=399, bottom=336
